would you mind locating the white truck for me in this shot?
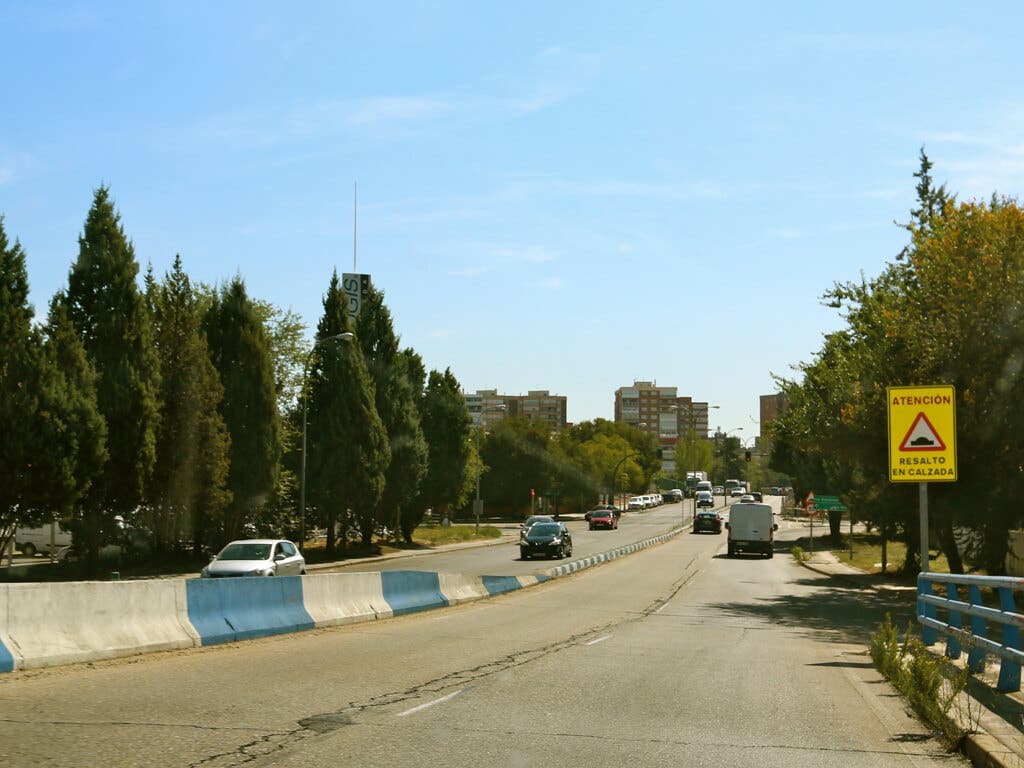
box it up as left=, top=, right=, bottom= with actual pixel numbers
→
left=725, top=502, right=777, bottom=558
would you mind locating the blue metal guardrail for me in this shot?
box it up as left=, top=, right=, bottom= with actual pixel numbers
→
left=917, top=572, right=1024, bottom=692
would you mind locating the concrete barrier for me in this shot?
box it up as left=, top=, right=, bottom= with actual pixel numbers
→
left=0, top=585, right=14, bottom=673
left=0, top=524, right=687, bottom=673
left=1, top=580, right=199, bottom=670
left=380, top=571, right=447, bottom=616
left=185, top=576, right=314, bottom=645
left=302, top=572, right=392, bottom=627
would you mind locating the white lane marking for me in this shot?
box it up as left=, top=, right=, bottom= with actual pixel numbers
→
left=586, top=635, right=612, bottom=646
left=397, top=689, right=464, bottom=717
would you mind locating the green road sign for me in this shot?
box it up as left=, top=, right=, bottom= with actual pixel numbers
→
left=811, top=494, right=848, bottom=512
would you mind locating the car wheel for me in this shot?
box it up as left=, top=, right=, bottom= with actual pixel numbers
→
left=300, top=568, right=307, bottom=575
left=21, top=543, right=36, bottom=557
left=727, top=545, right=734, bottom=557
left=520, top=549, right=529, bottom=560
left=767, top=550, right=774, bottom=559
left=566, top=544, right=573, bottom=557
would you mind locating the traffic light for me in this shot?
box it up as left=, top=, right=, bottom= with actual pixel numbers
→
left=744, top=450, right=751, bottom=462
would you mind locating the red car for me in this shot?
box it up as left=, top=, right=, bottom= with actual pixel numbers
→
left=589, top=510, right=618, bottom=530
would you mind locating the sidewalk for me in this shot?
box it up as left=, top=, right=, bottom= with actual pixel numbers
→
left=800, top=550, right=1024, bottom=768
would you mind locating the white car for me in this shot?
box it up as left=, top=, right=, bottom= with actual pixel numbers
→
left=201, top=539, right=306, bottom=578
left=628, top=496, right=645, bottom=511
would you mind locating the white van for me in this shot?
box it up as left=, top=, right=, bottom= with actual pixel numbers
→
left=725, top=503, right=777, bottom=558
left=15, top=521, right=73, bottom=557
left=628, top=496, right=645, bottom=511
left=696, top=480, right=713, bottom=495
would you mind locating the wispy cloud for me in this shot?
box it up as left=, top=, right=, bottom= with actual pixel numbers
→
left=347, top=97, right=454, bottom=125
left=446, top=242, right=560, bottom=279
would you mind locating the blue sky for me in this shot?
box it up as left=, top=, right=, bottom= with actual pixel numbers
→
left=3, top=2, right=1023, bottom=436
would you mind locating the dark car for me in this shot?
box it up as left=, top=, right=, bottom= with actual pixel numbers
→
left=696, top=491, right=714, bottom=508
left=751, top=492, right=763, bottom=502
left=693, top=510, right=722, bottom=534
left=520, top=522, right=573, bottom=560
left=588, top=510, right=618, bottom=530
left=519, top=515, right=554, bottom=540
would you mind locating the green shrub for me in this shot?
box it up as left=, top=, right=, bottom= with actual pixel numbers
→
left=791, top=545, right=806, bottom=563
left=869, top=615, right=967, bottom=745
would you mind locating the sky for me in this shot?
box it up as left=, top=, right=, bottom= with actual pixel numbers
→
left=2, top=2, right=1023, bottom=438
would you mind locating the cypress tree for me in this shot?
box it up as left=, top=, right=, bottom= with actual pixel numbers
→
left=150, top=256, right=231, bottom=555
left=62, top=186, right=160, bottom=575
left=355, top=286, right=427, bottom=540
left=418, top=367, right=473, bottom=524
left=0, top=217, right=43, bottom=539
left=203, top=277, right=280, bottom=543
left=306, top=271, right=389, bottom=550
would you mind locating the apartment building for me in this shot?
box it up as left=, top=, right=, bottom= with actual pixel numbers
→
left=464, top=389, right=568, bottom=432
left=613, top=381, right=710, bottom=472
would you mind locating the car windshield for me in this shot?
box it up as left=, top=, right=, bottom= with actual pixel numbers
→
left=218, top=543, right=271, bottom=561
left=528, top=524, right=560, bottom=536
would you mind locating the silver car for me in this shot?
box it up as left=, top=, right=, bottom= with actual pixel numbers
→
left=200, top=539, right=306, bottom=578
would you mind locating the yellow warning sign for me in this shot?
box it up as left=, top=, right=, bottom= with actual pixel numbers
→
left=887, top=385, right=957, bottom=482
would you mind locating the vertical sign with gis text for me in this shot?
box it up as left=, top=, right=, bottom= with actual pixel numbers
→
left=887, top=385, right=957, bottom=482
left=342, top=273, right=371, bottom=323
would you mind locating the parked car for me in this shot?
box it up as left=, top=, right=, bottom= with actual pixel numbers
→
left=200, top=539, right=305, bottom=577
left=519, top=515, right=554, bottom=539
left=696, top=491, right=714, bottom=508
left=628, top=496, right=645, bottom=511
left=520, top=522, right=573, bottom=560
left=15, top=521, right=73, bottom=557
left=693, top=510, right=723, bottom=534
left=588, top=509, right=618, bottom=530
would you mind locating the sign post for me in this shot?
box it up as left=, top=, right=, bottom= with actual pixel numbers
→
left=887, top=385, right=957, bottom=572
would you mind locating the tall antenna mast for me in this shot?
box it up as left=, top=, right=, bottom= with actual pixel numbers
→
left=353, top=181, right=358, bottom=271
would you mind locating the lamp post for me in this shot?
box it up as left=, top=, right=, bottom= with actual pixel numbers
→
left=610, top=452, right=640, bottom=511
left=474, top=404, right=505, bottom=533
left=299, top=331, right=354, bottom=552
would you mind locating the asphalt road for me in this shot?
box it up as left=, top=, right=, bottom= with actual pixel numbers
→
left=0, top=499, right=963, bottom=768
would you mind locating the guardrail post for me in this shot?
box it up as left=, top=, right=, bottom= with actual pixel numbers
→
left=967, top=584, right=986, bottom=673
left=996, top=587, right=1021, bottom=692
left=918, top=574, right=938, bottom=645
left=944, top=582, right=962, bottom=660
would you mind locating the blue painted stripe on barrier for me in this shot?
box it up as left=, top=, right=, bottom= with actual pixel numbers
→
left=185, top=576, right=314, bottom=646
left=0, top=639, right=13, bottom=673
left=381, top=571, right=447, bottom=616
left=482, top=575, right=523, bottom=596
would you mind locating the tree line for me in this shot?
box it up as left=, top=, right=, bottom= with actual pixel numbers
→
left=1, top=186, right=704, bottom=577
left=0, top=186, right=478, bottom=575
left=768, top=150, right=1024, bottom=574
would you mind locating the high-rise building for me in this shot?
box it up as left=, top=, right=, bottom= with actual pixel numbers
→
left=614, top=381, right=710, bottom=473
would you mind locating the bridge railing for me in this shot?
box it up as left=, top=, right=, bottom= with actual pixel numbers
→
left=917, top=572, right=1024, bottom=691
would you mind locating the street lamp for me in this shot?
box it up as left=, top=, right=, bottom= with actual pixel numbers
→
left=474, top=404, right=505, bottom=533
left=610, top=452, right=640, bottom=511
left=299, top=331, right=355, bottom=552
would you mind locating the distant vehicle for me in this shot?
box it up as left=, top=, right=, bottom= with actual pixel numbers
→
left=585, top=505, right=619, bottom=521
left=696, top=491, right=714, bottom=508
left=712, top=486, right=724, bottom=495
left=588, top=510, right=618, bottom=531
left=693, top=510, right=723, bottom=534
left=739, top=494, right=755, bottom=503
left=200, top=539, right=305, bottom=577
left=520, top=522, right=573, bottom=560
left=726, top=503, right=778, bottom=558
left=15, top=520, right=73, bottom=557
left=520, top=515, right=554, bottom=539
left=628, top=496, right=645, bottom=511
left=751, top=492, right=763, bottom=502
left=729, top=487, right=743, bottom=497
left=695, top=480, right=713, bottom=495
